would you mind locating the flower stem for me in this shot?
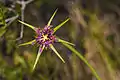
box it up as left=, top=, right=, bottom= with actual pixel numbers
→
left=62, top=43, right=101, bottom=80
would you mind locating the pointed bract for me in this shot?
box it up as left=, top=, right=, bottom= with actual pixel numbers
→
left=49, top=44, right=65, bottom=63
left=18, top=20, right=35, bottom=30
left=47, top=9, right=58, bottom=26
left=32, top=45, right=45, bottom=71
left=53, top=18, right=70, bottom=33
left=18, top=40, right=36, bottom=46
left=57, top=38, right=75, bottom=46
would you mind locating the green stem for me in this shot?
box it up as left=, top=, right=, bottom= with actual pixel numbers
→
left=62, top=43, right=101, bottom=80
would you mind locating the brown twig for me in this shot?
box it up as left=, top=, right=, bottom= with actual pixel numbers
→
left=16, top=0, right=34, bottom=40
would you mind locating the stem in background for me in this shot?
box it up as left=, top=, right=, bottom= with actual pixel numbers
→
left=16, top=0, right=34, bottom=40
left=20, top=3, right=24, bottom=40
left=62, top=43, right=101, bottom=80
left=5, top=15, right=19, bottom=27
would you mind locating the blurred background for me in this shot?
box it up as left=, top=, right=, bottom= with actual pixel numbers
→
left=0, top=0, right=120, bottom=80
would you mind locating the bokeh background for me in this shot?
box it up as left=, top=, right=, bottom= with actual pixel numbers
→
left=0, top=0, right=120, bottom=80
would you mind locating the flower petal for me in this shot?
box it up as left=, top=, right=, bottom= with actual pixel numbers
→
left=18, top=40, right=36, bottom=46
left=49, top=44, right=65, bottom=63
left=18, top=20, right=35, bottom=30
left=57, top=38, right=75, bottom=46
left=32, top=45, right=45, bottom=71
left=53, top=18, right=70, bottom=33
left=47, top=9, right=58, bottom=26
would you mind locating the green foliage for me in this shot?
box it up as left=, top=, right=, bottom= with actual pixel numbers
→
left=0, top=6, right=7, bottom=37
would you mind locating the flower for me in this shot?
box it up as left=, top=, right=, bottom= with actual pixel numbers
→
left=35, top=25, right=56, bottom=47
left=18, top=9, right=75, bottom=71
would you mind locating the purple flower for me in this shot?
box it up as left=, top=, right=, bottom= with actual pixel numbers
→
left=35, top=26, right=56, bottom=47
left=18, top=9, right=75, bottom=71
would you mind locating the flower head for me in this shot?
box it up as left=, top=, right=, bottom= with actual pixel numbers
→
left=35, top=26, right=56, bottom=47
left=18, top=9, right=75, bottom=71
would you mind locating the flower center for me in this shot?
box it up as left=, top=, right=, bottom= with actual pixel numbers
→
left=35, top=26, right=56, bottom=46
left=42, top=34, right=48, bottom=41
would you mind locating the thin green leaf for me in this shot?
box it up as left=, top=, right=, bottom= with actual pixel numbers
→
left=0, top=8, right=6, bottom=25
left=18, top=20, right=35, bottom=30
left=18, top=40, right=36, bottom=46
left=62, top=43, right=101, bottom=80
left=47, top=9, right=58, bottom=26
left=57, top=38, right=75, bottom=46
left=32, top=45, right=45, bottom=71
left=0, top=8, right=7, bottom=37
left=53, top=18, right=70, bottom=33
left=49, top=44, right=65, bottom=63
